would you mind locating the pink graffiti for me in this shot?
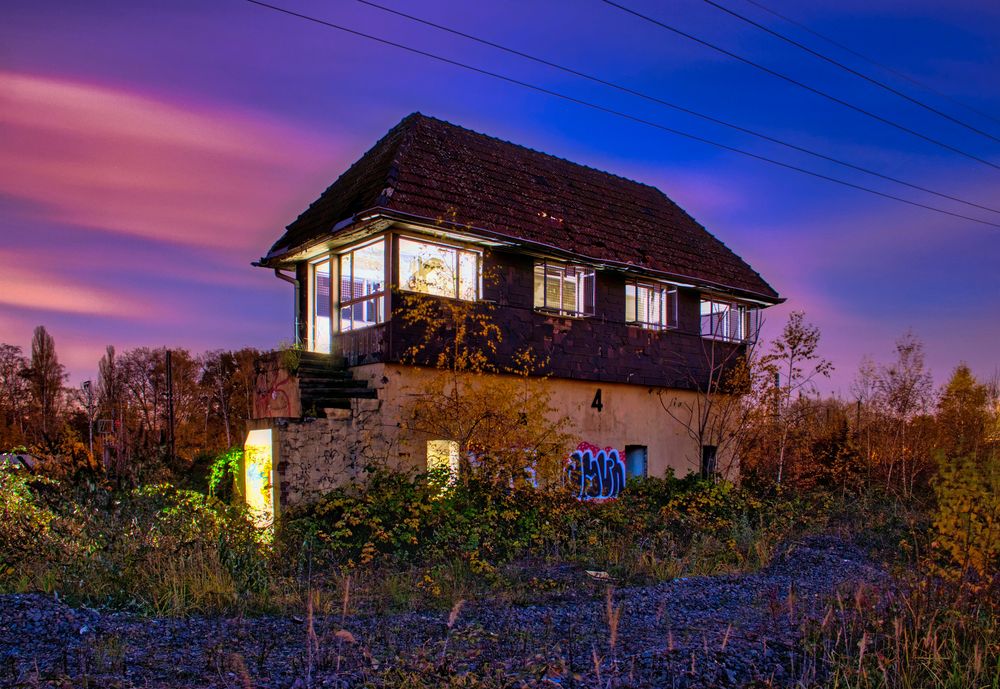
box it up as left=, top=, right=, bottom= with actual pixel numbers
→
left=567, top=442, right=626, bottom=501
left=253, top=365, right=294, bottom=418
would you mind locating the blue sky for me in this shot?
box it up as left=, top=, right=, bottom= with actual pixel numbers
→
left=1, top=0, right=998, bottom=394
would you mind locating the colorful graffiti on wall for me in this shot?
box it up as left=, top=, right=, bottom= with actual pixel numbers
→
left=566, top=442, right=626, bottom=501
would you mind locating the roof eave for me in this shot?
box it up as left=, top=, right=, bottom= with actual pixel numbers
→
left=256, top=207, right=782, bottom=304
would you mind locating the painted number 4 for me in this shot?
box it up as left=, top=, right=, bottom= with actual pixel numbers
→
left=591, top=388, right=603, bottom=412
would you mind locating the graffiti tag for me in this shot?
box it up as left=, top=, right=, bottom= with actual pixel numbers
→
left=253, top=359, right=299, bottom=418
left=566, top=442, right=626, bottom=501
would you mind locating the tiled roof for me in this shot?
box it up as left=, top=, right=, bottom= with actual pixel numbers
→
left=265, top=113, right=779, bottom=301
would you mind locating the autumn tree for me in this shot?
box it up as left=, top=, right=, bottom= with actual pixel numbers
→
left=936, top=364, right=993, bottom=460
left=855, top=332, right=935, bottom=496
left=397, top=282, right=570, bottom=487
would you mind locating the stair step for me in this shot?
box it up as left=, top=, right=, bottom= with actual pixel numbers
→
left=298, top=374, right=356, bottom=384
left=299, top=380, right=368, bottom=391
left=303, top=388, right=378, bottom=400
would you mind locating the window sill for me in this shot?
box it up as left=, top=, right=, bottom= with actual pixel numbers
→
left=534, top=308, right=594, bottom=320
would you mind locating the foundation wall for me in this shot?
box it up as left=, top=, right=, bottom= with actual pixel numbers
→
left=251, top=363, right=735, bottom=513
left=350, top=363, right=731, bottom=481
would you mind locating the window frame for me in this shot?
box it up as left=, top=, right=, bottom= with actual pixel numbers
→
left=699, top=296, right=760, bottom=343
left=533, top=260, right=597, bottom=318
left=625, top=280, right=679, bottom=331
left=307, top=256, right=333, bottom=353
left=397, top=235, right=482, bottom=302
left=337, top=237, right=387, bottom=333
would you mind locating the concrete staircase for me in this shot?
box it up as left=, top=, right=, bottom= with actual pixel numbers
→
left=296, top=351, right=378, bottom=415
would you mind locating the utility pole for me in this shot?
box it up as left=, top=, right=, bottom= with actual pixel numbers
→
left=166, top=350, right=175, bottom=463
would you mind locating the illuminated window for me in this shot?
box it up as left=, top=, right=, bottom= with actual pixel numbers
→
left=533, top=261, right=595, bottom=317
left=626, top=281, right=678, bottom=330
left=309, top=259, right=332, bottom=352
left=427, top=440, right=459, bottom=484
left=339, top=239, right=386, bottom=331
left=399, top=238, right=480, bottom=301
left=700, top=297, right=759, bottom=342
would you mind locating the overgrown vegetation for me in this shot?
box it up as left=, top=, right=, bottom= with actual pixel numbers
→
left=1, top=316, right=998, bottom=686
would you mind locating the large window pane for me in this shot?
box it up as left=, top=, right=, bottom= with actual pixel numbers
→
left=310, top=259, right=331, bottom=353
left=338, top=239, right=386, bottom=332
left=399, top=237, right=480, bottom=301
left=533, top=261, right=595, bottom=317
left=626, top=281, right=677, bottom=330
left=700, top=297, right=754, bottom=341
left=458, top=250, right=479, bottom=301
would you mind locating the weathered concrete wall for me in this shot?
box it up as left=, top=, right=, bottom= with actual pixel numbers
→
left=350, top=363, right=735, bottom=481
left=249, top=363, right=737, bottom=514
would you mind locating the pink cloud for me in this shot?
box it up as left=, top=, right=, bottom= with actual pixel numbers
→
left=0, top=71, right=346, bottom=250
left=0, top=256, right=148, bottom=318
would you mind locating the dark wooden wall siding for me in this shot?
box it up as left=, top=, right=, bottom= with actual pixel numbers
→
left=385, top=249, right=738, bottom=390
left=296, top=261, right=309, bottom=347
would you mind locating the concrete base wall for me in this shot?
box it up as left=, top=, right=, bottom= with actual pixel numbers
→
left=251, top=363, right=733, bottom=513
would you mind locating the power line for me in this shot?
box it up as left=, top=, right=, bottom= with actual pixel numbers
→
left=741, top=0, right=1000, bottom=129
left=243, top=0, right=1000, bottom=230
left=353, top=0, right=1000, bottom=216
left=699, top=0, right=1000, bottom=144
left=599, top=0, right=1000, bottom=172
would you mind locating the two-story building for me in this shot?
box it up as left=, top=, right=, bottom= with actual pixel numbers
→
left=244, top=113, right=781, bottom=519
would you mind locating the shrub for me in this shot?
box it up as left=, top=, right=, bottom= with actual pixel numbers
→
left=930, top=451, right=1000, bottom=584
left=0, top=476, right=272, bottom=615
left=279, top=468, right=805, bottom=582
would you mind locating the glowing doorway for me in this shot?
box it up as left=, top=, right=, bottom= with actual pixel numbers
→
left=244, top=429, right=274, bottom=525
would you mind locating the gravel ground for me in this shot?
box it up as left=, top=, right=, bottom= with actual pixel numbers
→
left=0, top=535, right=889, bottom=688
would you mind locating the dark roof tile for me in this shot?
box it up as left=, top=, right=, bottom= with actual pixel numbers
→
left=266, top=113, right=778, bottom=300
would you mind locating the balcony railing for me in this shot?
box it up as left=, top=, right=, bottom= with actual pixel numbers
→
left=333, top=322, right=388, bottom=366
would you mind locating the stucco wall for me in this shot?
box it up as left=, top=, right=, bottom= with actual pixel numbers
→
left=249, top=363, right=735, bottom=513
left=351, top=363, right=732, bottom=481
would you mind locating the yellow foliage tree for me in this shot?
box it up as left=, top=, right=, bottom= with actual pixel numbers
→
left=396, top=268, right=571, bottom=487
left=931, top=451, right=1000, bottom=584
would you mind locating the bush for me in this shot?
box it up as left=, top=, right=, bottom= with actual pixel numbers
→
left=0, top=475, right=272, bottom=615
left=279, top=468, right=806, bottom=581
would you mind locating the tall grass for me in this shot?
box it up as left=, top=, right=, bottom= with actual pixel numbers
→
left=803, top=574, right=999, bottom=688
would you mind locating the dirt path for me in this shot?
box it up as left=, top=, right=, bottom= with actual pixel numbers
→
left=0, top=535, right=888, bottom=688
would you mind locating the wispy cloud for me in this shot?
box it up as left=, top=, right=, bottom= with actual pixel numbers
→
left=0, top=71, right=343, bottom=250
left=0, top=260, right=147, bottom=318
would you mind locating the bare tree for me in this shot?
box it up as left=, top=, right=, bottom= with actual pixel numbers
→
left=872, top=332, right=935, bottom=496
left=0, top=344, right=30, bottom=447
left=659, top=335, right=759, bottom=479
left=759, top=312, right=833, bottom=486
left=23, top=326, right=66, bottom=444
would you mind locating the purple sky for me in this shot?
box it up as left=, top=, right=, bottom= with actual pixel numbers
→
left=1, top=0, right=998, bottom=395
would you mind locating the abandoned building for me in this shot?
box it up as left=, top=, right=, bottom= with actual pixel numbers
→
left=244, top=113, right=781, bottom=520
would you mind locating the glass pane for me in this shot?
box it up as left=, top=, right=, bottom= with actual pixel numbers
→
left=354, top=240, right=385, bottom=299
left=400, top=238, right=457, bottom=298
left=458, top=250, right=478, bottom=301
left=649, top=286, right=664, bottom=327
left=340, top=253, right=353, bottom=301
left=561, top=268, right=577, bottom=313
left=625, top=283, right=636, bottom=322
left=667, top=288, right=678, bottom=329
left=533, top=263, right=546, bottom=308
left=580, top=270, right=595, bottom=315
left=311, top=260, right=331, bottom=353
left=545, top=269, right=562, bottom=309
